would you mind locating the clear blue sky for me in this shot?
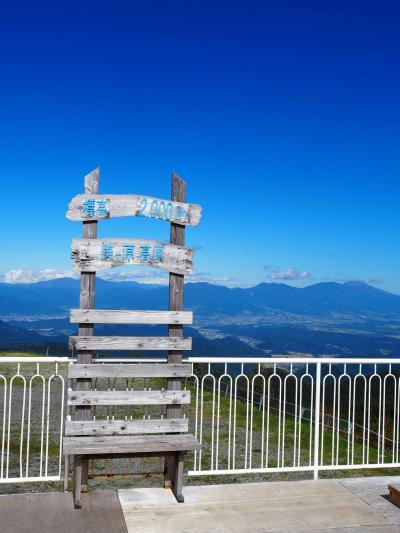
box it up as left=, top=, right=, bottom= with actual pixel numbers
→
left=1, top=1, right=400, bottom=291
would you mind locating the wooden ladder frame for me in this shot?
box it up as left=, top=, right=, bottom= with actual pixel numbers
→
left=70, top=169, right=193, bottom=501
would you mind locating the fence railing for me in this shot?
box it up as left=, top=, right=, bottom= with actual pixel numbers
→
left=187, top=357, right=400, bottom=479
left=0, top=357, right=66, bottom=483
left=1, top=356, right=400, bottom=483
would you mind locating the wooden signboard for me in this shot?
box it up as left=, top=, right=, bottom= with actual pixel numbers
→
left=71, top=238, right=193, bottom=274
left=66, top=193, right=202, bottom=226
left=66, top=169, right=201, bottom=498
left=70, top=309, right=193, bottom=324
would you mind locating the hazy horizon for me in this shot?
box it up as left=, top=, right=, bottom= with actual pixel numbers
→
left=1, top=270, right=399, bottom=296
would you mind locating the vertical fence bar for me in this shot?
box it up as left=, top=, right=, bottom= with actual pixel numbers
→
left=0, top=375, right=6, bottom=479
left=313, top=362, right=321, bottom=480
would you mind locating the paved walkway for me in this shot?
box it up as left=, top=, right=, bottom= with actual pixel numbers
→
left=1, top=477, right=400, bottom=532
left=340, top=477, right=400, bottom=529
left=119, top=478, right=400, bottom=532
left=0, top=489, right=128, bottom=533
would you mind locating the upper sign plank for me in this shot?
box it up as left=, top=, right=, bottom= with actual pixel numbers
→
left=71, top=238, right=193, bottom=275
left=66, top=194, right=202, bottom=226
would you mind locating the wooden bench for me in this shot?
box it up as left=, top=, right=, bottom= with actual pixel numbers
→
left=64, top=362, right=201, bottom=508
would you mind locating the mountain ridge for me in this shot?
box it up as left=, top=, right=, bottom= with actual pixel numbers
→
left=1, top=277, right=400, bottom=319
left=2, top=278, right=400, bottom=358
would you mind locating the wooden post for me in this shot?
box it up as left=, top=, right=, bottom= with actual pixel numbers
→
left=76, top=168, right=99, bottom=491
left=165, top=173, right=186, bottom=488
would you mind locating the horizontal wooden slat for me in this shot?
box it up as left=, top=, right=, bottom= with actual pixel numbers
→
left=69, top=336, right=192, bottom=351
left=63, top=433, right=201, bottom=455
left=65, top=418, right=189, bottom=436
left=71, top=238, right=193, bottom=275
left=68, top=363, right=192, bottom=379
left=67, top=389, right=190, bottom=406
left=66, top=193, right=202, bottom=226
left=70, top=309, right=193, bottom=325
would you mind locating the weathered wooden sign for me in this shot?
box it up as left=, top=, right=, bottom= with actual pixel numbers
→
left=71, top=237, right=193, bottom=274
left=66, top=194, right=202, bottom=226
left=70, top=309, right=193, bottom=324
left=66, top=170, right=201, bottom=503
left=69, top=335, right=192, bottom=351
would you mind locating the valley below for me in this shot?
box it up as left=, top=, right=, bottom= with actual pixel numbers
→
left=1, top=278, right=400, bottom=359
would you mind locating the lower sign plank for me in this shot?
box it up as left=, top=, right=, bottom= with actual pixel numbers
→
left=66, top=194, right=202, bottom=226
left=69, top=336, right=192, bottom=351
left=71, top=238, right=193, bottom=274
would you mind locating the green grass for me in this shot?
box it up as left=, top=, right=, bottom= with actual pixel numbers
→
left=187, top=383, right=392, bottom=478
left=0, top=352, right=46, bottom=357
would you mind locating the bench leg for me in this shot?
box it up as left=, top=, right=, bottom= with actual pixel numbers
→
left=81, top=458, right=89, bottom=493
left=64, top=455, right=69, bottom=492
left=74, top=455, right=83, bottom=509
left=164, top=455, right=173, bottom=489
left=171, top=452, right=185, bottom=503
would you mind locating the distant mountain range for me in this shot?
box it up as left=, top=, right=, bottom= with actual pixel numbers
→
left=1, top=277, right=400, bottom=320
left=1, top=278, right=400, bottom=358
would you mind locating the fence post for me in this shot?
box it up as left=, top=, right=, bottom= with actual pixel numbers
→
left=258, top=395, right=263, bottom=411
left=313, top=361, right=321, bottom=480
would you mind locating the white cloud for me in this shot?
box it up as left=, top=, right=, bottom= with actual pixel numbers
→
left=187, top=272, right=242, bottom=287
left=0, top=268, right=168, bottom=285
left=265, top=266, right=310, bottom=281
left=99, top=270, right=241, bottom=287
left=98, top=270, right=240, bottom=286
left=98, top=269, right=169, bottom=285
left=0, top=268, right=242, bottom=287
left=319, top=276, right=382, bottom=285
left=0, top=269, right=79, bottom=284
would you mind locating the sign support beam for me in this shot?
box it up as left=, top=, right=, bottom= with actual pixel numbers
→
left=165, top=173, right=186, bottom=486
left=76, top=168, right=99, bottom=490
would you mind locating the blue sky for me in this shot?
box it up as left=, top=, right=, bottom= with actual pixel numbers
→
left=1, top=1, right=400, bottom=291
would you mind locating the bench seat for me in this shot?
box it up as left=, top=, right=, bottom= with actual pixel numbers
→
left=63, top=433, right=201, bottom=456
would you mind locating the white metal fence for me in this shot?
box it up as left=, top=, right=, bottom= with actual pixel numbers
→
left=1, top=356, right=400, bottom=484
left=188, top=358, right=400, bottom=479
left=0, top=357, right=66, bottom=483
